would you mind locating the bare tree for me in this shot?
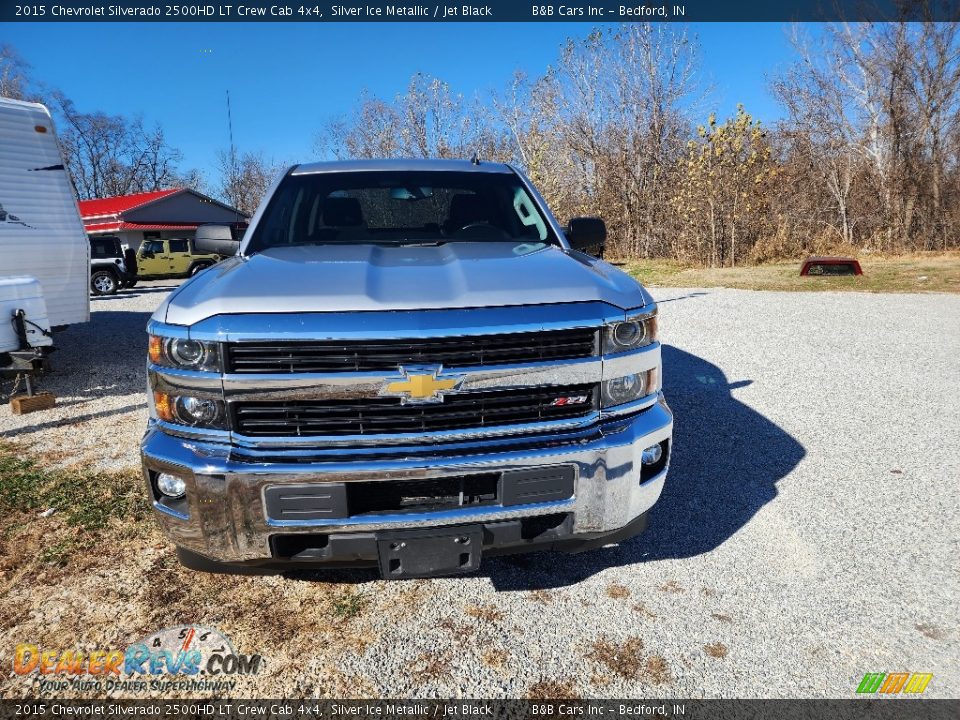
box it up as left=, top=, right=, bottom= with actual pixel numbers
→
left=775, top=21, right=960, bottom=252
left=51, top=92, right=196, bottom=199
left=320, top=73, right=499, bottom=162
left=217, top=150, right=284, bottom=217
left=0, top=44, right=33, bottom=100
left=496, top=25, right=703, bottom=257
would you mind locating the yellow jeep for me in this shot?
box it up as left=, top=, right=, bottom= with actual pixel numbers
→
left=136, top=238, right=221, bottom=280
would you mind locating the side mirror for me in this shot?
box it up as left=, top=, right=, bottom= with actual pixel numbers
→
left=194, top=224, right=241, bottom=257
left=565, top=217, right=606, bottom=256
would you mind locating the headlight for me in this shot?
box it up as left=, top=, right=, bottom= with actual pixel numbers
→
left=601, top=368, right=659, bottom=408
left=149, top=335, right=220, bottom=372
left=603, top=313, right=658, bottom=354
left=153, top=391, right=226, bottom=429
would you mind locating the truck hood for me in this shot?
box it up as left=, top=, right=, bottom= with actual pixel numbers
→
left=157, top=242, right=652, bottom=326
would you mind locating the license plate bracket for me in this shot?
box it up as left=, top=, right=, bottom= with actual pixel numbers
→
left=376, top=525, right=482, bottom=579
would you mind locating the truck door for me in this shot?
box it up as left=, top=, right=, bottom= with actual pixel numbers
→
left=137, top=239, right=168, bottom=276
left=167, top=239, right=192, bottom=275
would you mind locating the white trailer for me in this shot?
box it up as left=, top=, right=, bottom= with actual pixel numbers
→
left=0, top=96, right=89, bottom=409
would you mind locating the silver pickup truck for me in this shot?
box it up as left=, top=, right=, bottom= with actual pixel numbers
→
left=141, top=159, right=672, bottom=578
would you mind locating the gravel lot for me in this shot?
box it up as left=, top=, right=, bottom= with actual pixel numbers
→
left=1, top=283, right=958, bottom=698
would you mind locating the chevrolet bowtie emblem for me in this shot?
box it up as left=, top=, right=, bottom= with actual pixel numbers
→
left=382, top=366, right=464, bottom=404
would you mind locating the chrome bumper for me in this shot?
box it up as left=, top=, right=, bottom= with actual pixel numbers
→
left=140, top=394, right=673, bottom=564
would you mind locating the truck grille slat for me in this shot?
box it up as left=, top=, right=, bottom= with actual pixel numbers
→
left=232, top=385, right=598, bottom=437
left=225, top=328, right=597, bottom=373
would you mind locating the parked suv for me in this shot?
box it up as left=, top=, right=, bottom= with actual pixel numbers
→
left=136, top=238, right=221, bottom=279
left=89, top=236, right=137, bottom=295
left=142, top=159, right=672, bottom=578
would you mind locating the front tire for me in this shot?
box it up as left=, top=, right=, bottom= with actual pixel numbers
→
left=90, top=270, right=119, bottom=295
left=189, top=261, right=213, bottom=277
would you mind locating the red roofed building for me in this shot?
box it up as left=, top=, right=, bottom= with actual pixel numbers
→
left=78, top=188, right=248, bottom=250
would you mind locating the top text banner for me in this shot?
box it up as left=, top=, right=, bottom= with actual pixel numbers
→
left=3, top=0, right=959, bottom=22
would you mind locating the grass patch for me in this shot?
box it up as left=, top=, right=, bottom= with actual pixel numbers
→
left=606, top=583, right=631, bottom=599
left=0, top=442, right=148, bottom=566
left=330, top=589, right=369, bottom=620
left=527, top=679, right=581, bottom=699
left=620, top=252, right=960, bottom=293
left=588, top=636, right=646, bottom=679
left=464, top=604, right=503, bottom=622
left=704, top=642, right=729, bottom=659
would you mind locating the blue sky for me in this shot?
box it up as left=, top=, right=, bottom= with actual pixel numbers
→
left=8, top=22, right=798, bottom=183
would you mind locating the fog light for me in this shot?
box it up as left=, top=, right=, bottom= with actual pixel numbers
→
left=156, top=472, right=186, bottom=498
left=641, top=444, right=663, bottom=466
left=177, top=396, right=219, bottom=424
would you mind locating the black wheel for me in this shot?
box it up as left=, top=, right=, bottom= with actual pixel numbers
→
left=90, top=270, right=119, bottom=295
left=190, top=261, right=213, bottom=276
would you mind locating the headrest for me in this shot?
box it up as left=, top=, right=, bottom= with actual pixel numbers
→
left=447, top=193, right=493, bottom=227
left=322, top=196, right=364, bottom=227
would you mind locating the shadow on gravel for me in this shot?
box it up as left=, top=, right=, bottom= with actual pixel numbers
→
left=0, top=402, right=147, bottom=437
left=482, top=345, right=807, bottom=591
left=286, top=346, right=806, bottom=590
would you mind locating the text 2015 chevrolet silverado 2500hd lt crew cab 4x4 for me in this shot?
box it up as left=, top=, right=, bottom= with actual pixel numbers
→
left=141, top=159, right=672, bottom=578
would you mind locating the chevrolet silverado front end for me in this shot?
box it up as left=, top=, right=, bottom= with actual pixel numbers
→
left=140, top=159, right=672, bottom=578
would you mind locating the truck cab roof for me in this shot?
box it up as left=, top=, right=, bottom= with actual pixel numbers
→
left=291, top=158, right=515, bottom=176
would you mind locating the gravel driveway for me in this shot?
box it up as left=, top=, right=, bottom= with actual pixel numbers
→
left=1, top=284, right=957, bottom=698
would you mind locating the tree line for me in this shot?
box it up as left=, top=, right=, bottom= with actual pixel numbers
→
left=4, top=21, right=960, bottom=265
left=321, top=23, right=960, bottom=263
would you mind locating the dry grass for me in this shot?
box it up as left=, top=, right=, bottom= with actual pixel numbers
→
left=480, top=648, right=509, bottom=669
left=409, top=650, right=453, bottom=686
left=587, top=636, right=646, bottom=679
left=528, top=589, right=554, bottom=604
left=643, top=655, right=673, bottom=684
left=704, top=642, right=729, bottom=659
left=915, top=623, right=946, bottom=640
left=527, top=679, right=581, bottom=699
left=439, top=616, right=475, bottom=637
left=632, top=603, right=657, bottom=619
left=605, top=583, right=631, bottom=599
left=622, top=251, right=960, bottom=294
left=587, top=636, right=673, bottom=685
left=658, top=580, right=685, bottom=594
left=711, top=612, right=734, bottom=624
left=464, top=604, right=503, bottom=622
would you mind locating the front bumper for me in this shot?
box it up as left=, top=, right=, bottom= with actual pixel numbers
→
left=140, top=394, right=672, bottom=573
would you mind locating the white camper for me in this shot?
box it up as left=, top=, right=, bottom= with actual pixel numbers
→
left=0, top=97, right=89, bottom=401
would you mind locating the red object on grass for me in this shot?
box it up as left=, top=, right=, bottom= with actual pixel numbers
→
left=800, top=256, right=863, bottom=276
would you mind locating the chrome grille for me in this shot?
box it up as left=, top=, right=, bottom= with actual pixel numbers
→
left=225, top=328, right=598, bottom=374
left=232, top=384, right=598, bottom=437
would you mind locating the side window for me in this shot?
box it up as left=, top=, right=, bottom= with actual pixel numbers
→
left=142, top=240, right=164, bottom=254
left=168, top=239, right=189, bottom=254
left=90, top=239, right=109, bottom=259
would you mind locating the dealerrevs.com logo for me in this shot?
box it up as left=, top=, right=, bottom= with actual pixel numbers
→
left=856, top=672, right=933, bottom=695
left=13, top=625, right=264, bottom=693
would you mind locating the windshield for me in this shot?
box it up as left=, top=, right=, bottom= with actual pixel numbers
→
left=246, top=170, right=558, bottom=252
